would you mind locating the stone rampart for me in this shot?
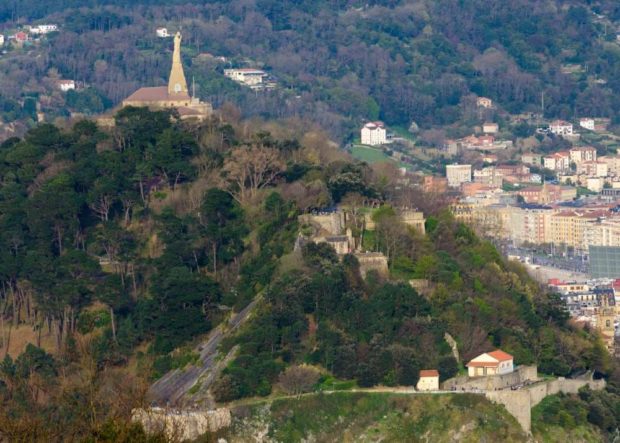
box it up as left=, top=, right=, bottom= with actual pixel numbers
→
left=485, top=378, right=606, bottom=433
left=442, top=365, right=538, bottom=391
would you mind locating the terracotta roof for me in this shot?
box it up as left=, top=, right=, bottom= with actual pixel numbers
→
left=176, top=106, right=203, bottom=116
left=419, top=369, right=439, bottom=377
left=124, top=86, right=190, bottom=103
left=487, top=350, right=513, bottom=361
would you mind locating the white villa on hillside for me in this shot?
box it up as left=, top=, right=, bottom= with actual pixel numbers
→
left=28, top=24, right=58, bottom=35
left=156, top=27, right=170, bottom=38
left=224, top=68, right=268, bottom=87
left=361, top=121, right=390, bottom=146
left=549, top=120, right=574, bottom=136
left=467, top=350, right=514, bottom=377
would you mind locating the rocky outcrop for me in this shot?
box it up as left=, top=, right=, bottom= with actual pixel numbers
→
left=132, top=407, right=231, bottom=441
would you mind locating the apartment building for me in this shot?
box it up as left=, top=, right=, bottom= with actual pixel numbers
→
left=446, top=164, right=472, bottom=187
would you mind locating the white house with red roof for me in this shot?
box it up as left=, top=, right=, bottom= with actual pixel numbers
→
left=417, top=369, right=440, bottom=391
left=549, top=120, right=574, bottom=136
left=467, top=350, right=514, bottom=377
left=361, top=121, right=389, bottom=146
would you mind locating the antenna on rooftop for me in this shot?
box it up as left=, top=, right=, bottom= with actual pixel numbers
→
left=192, top=76, right=196, bottom=98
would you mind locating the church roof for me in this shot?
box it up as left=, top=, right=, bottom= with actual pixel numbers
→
left=124, top=86, right=190, bottom=103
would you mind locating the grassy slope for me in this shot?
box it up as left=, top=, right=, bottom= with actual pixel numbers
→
left=350, top=145, right=393, bottom=163
left=223, top=392, right=527, bottom=442
left=531, top=396, right=603, bottom=443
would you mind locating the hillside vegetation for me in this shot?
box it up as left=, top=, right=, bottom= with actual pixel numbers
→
left=219, top=392, right=527, bottom=442
left=0, top=108, right=617, bottom=440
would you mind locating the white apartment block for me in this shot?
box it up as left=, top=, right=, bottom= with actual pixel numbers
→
left=360, top=122, right=388, bottom=146
left=549, top=120, right=574, bottom=136
left=570, top=146, right=597, bottom=164
left=446, top=164, right=472, bottom=188
left=543, top=152, right=570, bottom=171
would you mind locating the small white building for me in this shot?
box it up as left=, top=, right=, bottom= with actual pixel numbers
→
left=0, top=35, right=4, bottom=46
left=57, top=80, right=76, bottom=92
left=467, top=350, right=514, bottom=377
left=29, top=24, right=58, bottom=35
left=224, top=68, right=267, bottom=87
left=360, top=121, right=388, bottom=146
left=579, top=118, right=595, bottom=131
left=156, top=27, right=170, bottom=38
left=446, top=164, right=472, bottom=188
left=416, top=369, right=439, bottom=391
left=482, top=122, right=499, bottom=134
left=549, top=120, right=574, bottom=136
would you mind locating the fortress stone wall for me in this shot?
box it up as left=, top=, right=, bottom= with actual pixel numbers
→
left=485, top=377, right=606, bottom=433
left=442, top=365, right=538, bottom=391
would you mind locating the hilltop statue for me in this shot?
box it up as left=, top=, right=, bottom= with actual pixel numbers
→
left=120, top=32, right=211, bottom=120
left=168, top=32, right=188, bottom=95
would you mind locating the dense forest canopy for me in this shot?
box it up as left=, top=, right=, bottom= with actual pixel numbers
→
left=4, top=0, right=620, bottom=139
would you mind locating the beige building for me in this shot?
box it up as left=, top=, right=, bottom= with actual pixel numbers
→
left=570, top=146, right=597, bottom=164
left=446, top=164, right=472, bottom=188
left=549, top=210, right=601, bottom=253
left=467, top=350, right=514, bottom=377
left=482, top=122, right=499, bottom=134
left=522, top=153, right=542, bottom=166
left=508, top=205, right=552, bottom=246
left=400, top=210, right=426, bottom=235
left=543, top=152, right=570, bottom=171
left=122, top=32, right=212, bottom=120
left=417, top=370, right=439, bottom=391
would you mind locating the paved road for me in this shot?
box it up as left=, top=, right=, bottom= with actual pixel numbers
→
left=148, top=298, right=260, bottom=407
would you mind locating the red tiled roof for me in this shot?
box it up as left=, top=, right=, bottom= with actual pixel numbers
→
left=487, top=350, right=513, bottom=362
left=124, top=86, right=190, bottom=103
left=419, top=369, right=439, bottom=377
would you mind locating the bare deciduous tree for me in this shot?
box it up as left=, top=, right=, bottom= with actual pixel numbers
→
left=222, top=145, right=285, bottom=203
left=278, top=365, right=320, bottom=398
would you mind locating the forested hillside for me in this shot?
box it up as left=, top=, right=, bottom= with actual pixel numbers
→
left=4, top=0, right=620, bottom=139
left=0, top=108, right=618, bottom=440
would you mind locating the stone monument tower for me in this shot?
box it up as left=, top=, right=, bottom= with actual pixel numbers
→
left=168, top=32, right=188, bottom=96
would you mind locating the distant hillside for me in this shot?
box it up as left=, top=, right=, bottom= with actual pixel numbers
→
left=3, top=0, right=620, bottom=139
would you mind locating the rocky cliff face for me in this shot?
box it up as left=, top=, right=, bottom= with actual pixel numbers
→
left=132, top=407, right=232, bottom=441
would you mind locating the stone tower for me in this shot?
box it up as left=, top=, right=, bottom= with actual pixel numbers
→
left=168, top=32, right=188, bottom=96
